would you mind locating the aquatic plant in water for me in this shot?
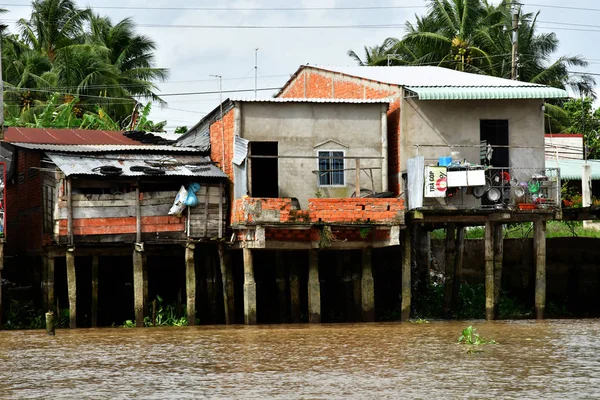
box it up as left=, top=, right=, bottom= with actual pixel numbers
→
left=458, top=326, right=497, bottom=346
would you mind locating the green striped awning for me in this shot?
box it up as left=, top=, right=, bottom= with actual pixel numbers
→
left=549, top=159, right=600, bottom=180
left=406, top=86, right=568, bottom=100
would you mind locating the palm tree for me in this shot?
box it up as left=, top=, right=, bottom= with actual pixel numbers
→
left=17, top=0, right=90, bottom=61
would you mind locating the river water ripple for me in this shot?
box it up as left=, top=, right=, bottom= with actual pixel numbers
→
left=1, top=320, right=599, bottom=399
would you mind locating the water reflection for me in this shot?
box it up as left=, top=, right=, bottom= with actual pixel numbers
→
left=1, top=320, right=599, bottom=399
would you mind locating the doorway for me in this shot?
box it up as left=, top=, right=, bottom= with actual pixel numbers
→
left=480, top=120, right=509, bottom=167
left=250, top=141, right=279, bottom=198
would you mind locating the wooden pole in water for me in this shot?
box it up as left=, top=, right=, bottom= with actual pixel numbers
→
left=218, top=243, right=235, bottom=324
left=275, top=251, right=288, bottom=323
left=91, top=255, right=99, bottom=328
left=289, top=263, right=301, bottom=323
left=185, top=242, right=196, bottom=326
left=485, top=222, right=495, bottom=320
left=534, top=220, right=546, bottom=319
left=133, top=244, right=145, bottom=327
left=493, top=224, right=504, bottom=317
left=361, top=247, right=375, bottom=322
left=142, top=252, right=148, bottom=313
left=66, top=247, right=76, bottom=329
left=308, top=249, right=321, bottom=323
left=443, top=223, right=456, bottom=318
left=243, top=247, right=257, bottom=325
left=45, top=311, right=55, bottom=335
left=401, top=228, right=412, bottom=322
left=415, top=225, right=431, bottom=293
left=452, top=226, right=465, bottom=313
left=47, top=254, right=55, bottom=312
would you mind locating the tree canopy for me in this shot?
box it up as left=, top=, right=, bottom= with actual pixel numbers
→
left=2, top=0, right=169, bottom=130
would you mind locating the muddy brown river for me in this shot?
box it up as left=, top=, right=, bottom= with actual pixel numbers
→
left=1, top=320, right=599, bottom=399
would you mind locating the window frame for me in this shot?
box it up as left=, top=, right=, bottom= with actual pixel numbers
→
left=317, top=149, right=346, bottom=187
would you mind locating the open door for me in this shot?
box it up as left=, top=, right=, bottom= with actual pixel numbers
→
left=480, top=120, right=509, bottom=167
left=250, top=142, right=279, bottom=198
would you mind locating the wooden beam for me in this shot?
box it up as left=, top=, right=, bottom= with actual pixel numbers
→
left=66, top=247, right=76, bottom=328
left=401, top=228, right=411, bottom=322
left=132, top=245, right=145, bottom=327
left=443, top=223, right=456, bottom=318
left=218, top=182, right=223, bottom=239
left=308, top=249, right=321, bottom=323
left=534, top=220, right=546, bottom=319
left=243, top=247, right=257, bottom=325
left=218, top=243, right=235, bottom=324
left=185, top=243, right=196, bottom=326
left=485, top=222, right=495, bottom=320
left=91, top=255, right=99, bottom=328
left=493, top=224, right=504, bottom=317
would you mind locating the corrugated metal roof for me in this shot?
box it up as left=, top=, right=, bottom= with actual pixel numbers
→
left=230, top=97, right=393, bottom=103
left=4, top=127, right=140, bottom=145
left=175, top=127, right=210, bottom=150
left=313, top=65, right=548, bottom=87
left=280, top=66, right=569, bottom=100
left=549, top=159, right=600, bottom=180
left=12, top=143, right=200, bottom=153
left=233, top=136, right=249, bottom=165
left=405, top=86, right=567, bottom=100
left=46, top=152, right=228, bottom=178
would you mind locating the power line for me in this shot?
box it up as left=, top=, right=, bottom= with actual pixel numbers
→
left=0, top=3, right=426, bottom=11
left=525, top=3, right=600, bottom=13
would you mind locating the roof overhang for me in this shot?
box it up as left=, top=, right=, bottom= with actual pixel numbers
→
left=405, top=86, right=569, bottom=100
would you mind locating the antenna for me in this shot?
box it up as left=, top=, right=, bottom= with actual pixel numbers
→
left=254, top=48, right=259, bottom=99
left=210, top=74, right=225, bottom=167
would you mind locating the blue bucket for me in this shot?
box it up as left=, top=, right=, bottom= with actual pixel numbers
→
left=438, top=156, right=452, bottom=167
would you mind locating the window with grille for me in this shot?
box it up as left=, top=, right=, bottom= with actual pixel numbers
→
left=318, top=151, right=344, bottom=186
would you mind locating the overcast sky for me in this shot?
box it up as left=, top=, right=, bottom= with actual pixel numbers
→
left=2, top=0, right=599, bottom=131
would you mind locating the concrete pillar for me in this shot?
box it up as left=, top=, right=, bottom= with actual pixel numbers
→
left=493, top=224, right=504, bottom=317
left=401, top=229, right=411, bottom=322
left=534, top=220, right=547, bottom=319
left=185, top=243, right=196, bottom=326
left=275, top=251, right=288, bottom=323
left=361, top=247, right=375, bottom=322
left=142, top=252, right=148, bottom=313
left=218, top=243, right=235, bottom=325
left=289, top=264, right=301, bottom=323
left=443, top=223, right=456, bottom=318
left=308, top=249, right=321, bottom=323
left=485, top=222, right=495, bottom=321
left=91, top=255, right=99, bottom=328
left=583, top=163, right=593, bottom=228
left=243, top=247, right=257, bottom=325
left=47, top=255, right=55, bottom=312
left=66, top=247, right=76, bottom=329
left=133, top=244, right=145, bottom=327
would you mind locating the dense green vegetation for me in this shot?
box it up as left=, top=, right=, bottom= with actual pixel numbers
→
left=430, top=221, right=600, bottom=239
left=1, top=0, right=168, bottom=129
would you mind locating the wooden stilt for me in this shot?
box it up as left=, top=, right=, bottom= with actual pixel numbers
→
left=361, top=247, right=375, bottom=322
left=142, top=252, right=148, bottom=314
left=47, top=255, right=55, bottom=312
left=91, top=255, right=99, bottom=328
left=133, top=244, right=145, bottom=327
left=205, top=248, right=216, bottom=324
left=45, top=311, right=55, bottom=336
left=275, top=251, right=288, bottom=323
left=401, top=229, right=412, bottom=321
left=218, top=243, right=235, bottom=325
left=493, top=224, right=504, bottom=317
left=308, top=249, right=321, bottom=323
left=352, top=259, right=362, bottom=322
left=485, top=222, right=495, bottom=320
left=185, top=243, right=196, bottom=326
left=452, top=226, right=465, bottom=313
left=243, top=247, right=257, bottom=325
left=534, top=220, right=546, bottom=319
left=289, top=263, right=301, bottom=323
left=443, top=223, right=456, bottom=318
left=66, top=247, right=76, bottom=329
left=42, top=255, right=48, bottom=312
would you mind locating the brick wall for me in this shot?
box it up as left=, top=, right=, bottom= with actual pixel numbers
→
left=6, top=149, right=43, bottom=256
left=233, top=197, right=404, bottom=225
left=210, top=108, right=235, bottom=181
left=278, top=68, right=402, bottom=195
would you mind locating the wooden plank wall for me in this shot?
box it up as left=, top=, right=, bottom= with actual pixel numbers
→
left=54, top=183, right=227, bottom=242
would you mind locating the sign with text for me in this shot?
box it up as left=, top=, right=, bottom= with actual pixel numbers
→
left=424, top=166, right=447, bottom=198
